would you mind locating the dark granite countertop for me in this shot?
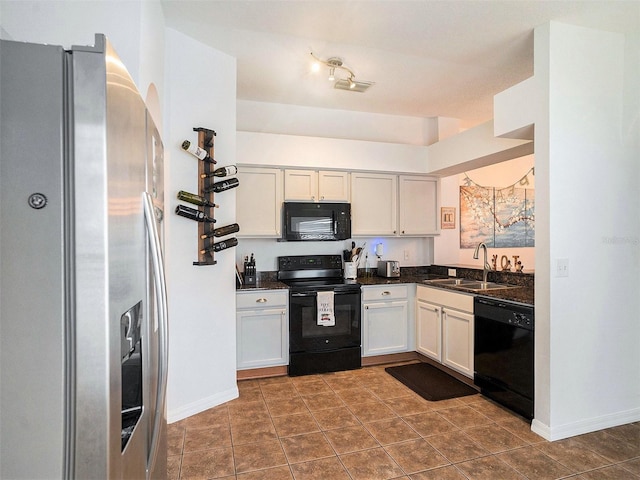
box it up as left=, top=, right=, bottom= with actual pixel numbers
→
left=236, top=278, right=288, bottom=291
left=236, top=265, right=534, bottom=306
left=357, top=273, right=533, bottom=305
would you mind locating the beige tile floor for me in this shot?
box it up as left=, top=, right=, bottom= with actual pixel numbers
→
left=167, top=364, right=640, bottom=479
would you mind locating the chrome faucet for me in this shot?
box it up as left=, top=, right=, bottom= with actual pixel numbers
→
left=473, top=242, right=491, bottom=285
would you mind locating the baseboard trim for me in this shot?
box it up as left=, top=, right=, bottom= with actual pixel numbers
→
left=237, top=365, right=287, bottom=380
left=167, top=385, right=239, bottom=424
left=236, top=352, right=421, bottom=380
left=532, top=406, right=640, bottom=441
left=361, top=352, right=419, bottom=366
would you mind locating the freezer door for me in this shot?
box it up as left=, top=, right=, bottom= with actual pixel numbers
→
left=0, top=39, right=69, bottom=480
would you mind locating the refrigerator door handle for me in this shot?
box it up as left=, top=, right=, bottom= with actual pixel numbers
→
left=143, top=192, right=169, bottom=477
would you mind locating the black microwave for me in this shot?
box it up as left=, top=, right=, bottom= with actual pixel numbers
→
left=282, top=202, right=351, bottom=241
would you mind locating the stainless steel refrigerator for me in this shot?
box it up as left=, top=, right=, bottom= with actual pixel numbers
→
left=0, top=34, right=168, bottom=479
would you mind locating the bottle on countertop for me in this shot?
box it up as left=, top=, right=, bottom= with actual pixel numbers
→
left=175, top=204, right=216, bottom=223
left=200, top=237, right=238, bottom=254
left=200, top=165, right=237, bottom=179
left=181, top=140, right=216, bottom=164
left=200, top=223, right=240, bottom=239
left=177, top=190, right=219, bottom=208
left=203, top=177, right=239, bottom=194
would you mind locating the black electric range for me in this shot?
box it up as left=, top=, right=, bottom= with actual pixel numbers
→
left=278, top=254, right=362, bottom=376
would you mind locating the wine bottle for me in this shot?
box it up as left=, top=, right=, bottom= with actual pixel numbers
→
left=181, top=140, right=216, bottom=164
left=177, top=190, right=219, bottom=208
left=200, top=223, right=240, bottom=239
left=203, top=177, right=239, bottom=194
left=200, top=237, right=238, bottom=254
left=200, top=165, right=238, bottom=179
left=175, top=204, right=216, bottom=223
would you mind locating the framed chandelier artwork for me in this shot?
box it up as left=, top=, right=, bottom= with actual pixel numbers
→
left=460, top=168, right=535, bottom=248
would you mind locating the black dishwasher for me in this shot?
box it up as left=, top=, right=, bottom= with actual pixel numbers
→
left=474, top=296, right=534, bottom=420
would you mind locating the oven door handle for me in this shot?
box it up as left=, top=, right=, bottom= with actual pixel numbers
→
left=291, top=291, right=317, bottom=297
left=290, top=290, right=356, bottom=297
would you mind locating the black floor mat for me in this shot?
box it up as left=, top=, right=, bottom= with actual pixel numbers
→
left=385, top=362, right=477, bottom=401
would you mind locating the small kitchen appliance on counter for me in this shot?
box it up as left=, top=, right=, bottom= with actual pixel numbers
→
left=377, top=260, right=400, bottom=278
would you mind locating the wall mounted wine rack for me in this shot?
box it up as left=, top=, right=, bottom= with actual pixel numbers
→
left=176, top=127, right=240, bottom=266
left=194, top=127, right=217, bottom=266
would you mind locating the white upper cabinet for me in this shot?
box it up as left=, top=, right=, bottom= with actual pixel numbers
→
left=350, top=172, right=397, bottom=236
left=237, top=166, right=283, bottom=237
left=284, top=169, right=349, bottom=202
left=398, top=175, right=439, bottom=236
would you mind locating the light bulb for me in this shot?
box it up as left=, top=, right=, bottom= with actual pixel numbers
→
left=328, top=67, right=335, bottom=81
left=311, top=62, right=321, bottom=73
left=349, top=77, right=356, bottom=89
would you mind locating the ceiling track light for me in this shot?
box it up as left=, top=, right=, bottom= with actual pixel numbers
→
left=310, top=51, right=374, bottom=93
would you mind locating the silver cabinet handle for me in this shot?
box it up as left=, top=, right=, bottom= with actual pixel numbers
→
left=256, top=298, right=268, bottom=303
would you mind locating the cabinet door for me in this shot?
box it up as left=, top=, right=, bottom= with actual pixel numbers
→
left=351, top=172, right=397, bottom=235
left=237, top=167, right=283, bottom=237
left=284, top=169, right=318, bottom=201
left=399, top=175, right=438, bottom=235
left=442, top=308, right=474, bottom=377
left=363, top=300, right=408, bottom=356
left=236, top=307, right=288, bottom=369
left=416, top=300, right=441, bottom=361
left=318, top=171, right=349, bottom=202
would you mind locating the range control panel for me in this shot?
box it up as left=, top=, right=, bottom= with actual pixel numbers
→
left=278, top=255, right=342, bottom=271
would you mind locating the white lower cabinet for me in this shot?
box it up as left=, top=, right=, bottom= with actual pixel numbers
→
left=362, top=284, right=409, bottom=356
left=236, top=290, right=288, bottom=370
left=416, top=286, right=474, bottom=378
left=416, top=298, right=441, bottom=361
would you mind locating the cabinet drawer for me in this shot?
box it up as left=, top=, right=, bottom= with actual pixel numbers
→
left=237, top=290, right=288, bottom=309
left=416, top=285, right=473, bottom=313
left=362, top=284, right=408, bottom=302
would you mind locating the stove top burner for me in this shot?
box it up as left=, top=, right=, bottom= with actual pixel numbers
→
left=278, top=254, right=360, bottom=293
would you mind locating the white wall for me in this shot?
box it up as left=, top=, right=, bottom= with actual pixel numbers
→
left=545, top=22, right=639, bottom=440
left=164, top=28, right=238, bottom=422
left=238, top=100, right=459, bottom=146
left=435, top=155, right=535, bottom=270
left=238, top=131, right=430, bottom=173
left=0, top=0, right=164, bottom=106
left=496, top=22, right=640, bottom=440
left=237, top=237, right=434, bottom=275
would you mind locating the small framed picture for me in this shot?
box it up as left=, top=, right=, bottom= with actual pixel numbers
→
left=441, top=207, right=456, bottom=229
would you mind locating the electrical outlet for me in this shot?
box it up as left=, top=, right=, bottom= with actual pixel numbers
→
left=448, top=268, right=456, bottom=277
left=556, top=258, right=569, bottom=277
left=403, top=250, right=409, bottom=260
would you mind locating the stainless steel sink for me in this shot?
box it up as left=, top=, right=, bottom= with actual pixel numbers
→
left=423, top=278, right=478, bottom=286
left=460, top=282, right=517, bottom=292
left=423, top=278, right=517, bottom=292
